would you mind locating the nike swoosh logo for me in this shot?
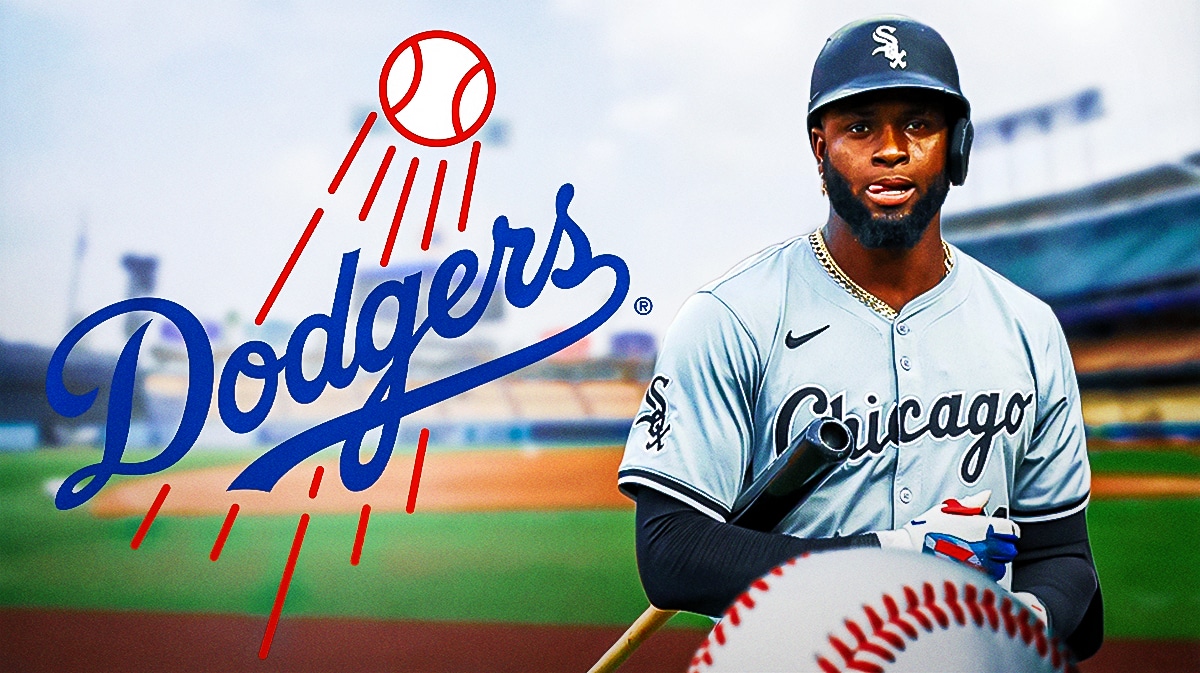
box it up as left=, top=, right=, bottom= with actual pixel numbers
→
left=785, top=325, right=829, bottom=349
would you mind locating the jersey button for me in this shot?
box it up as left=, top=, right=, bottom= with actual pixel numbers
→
left=896, top=323, right=910, bottom=335
left=899, top=356, right=912, bottom=371
left=898, top=487, right=913, bottom=504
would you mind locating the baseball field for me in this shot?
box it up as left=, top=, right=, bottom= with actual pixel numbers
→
left=1, top=443, right=1198, bottom=672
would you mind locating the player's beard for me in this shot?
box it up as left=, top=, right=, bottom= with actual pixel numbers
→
left=822, top=156, right=950, bottom=250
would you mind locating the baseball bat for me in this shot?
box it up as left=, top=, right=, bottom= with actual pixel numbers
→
left=728, top=416, right=853, bottom=531
left=586, top=417, right=852, bottom=673
left=585, top=604, right=677, bottom=673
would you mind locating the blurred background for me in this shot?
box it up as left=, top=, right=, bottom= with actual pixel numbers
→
left=1, top=1, right=1198, bottom=672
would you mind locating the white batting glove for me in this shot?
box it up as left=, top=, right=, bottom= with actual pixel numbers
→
left=876, top=491, right=1021, bottom=588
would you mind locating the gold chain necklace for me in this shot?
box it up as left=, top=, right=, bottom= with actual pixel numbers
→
left=808, top=229, right=954, bottom=321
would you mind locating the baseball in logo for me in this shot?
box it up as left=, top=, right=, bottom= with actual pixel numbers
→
left=379, top=30, right=497, bottom=147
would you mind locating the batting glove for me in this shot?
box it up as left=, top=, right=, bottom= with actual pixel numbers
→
left=875, top=491, right=1021, bottom=586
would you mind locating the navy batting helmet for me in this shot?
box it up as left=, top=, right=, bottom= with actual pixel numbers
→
left=808, top=16, right=974, bottom=185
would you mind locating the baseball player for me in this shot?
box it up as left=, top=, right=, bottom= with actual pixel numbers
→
left=618, top=15, right=1102, bottom=660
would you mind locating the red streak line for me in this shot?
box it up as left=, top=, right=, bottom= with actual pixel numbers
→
left=380, top=157, right=420, bottom=267
left=406, top=428, right=431, bottom=514
left=308, top=465, right=324, bottom=499
left=210, top=503, right=240, bottom=561
left=329, top=112, right=377, bottom=195
left=457, top=141, right=481, bottom=232
left=255, top=207, right=324, bottom=325
left=351, top=504, right=371, bottom=566
left=259, top=513, right=310, bottom=660
left=421, top=160, right=449, bottom=251
left=131, top=483, right=170, bottom=550
left=359, top=146, right=396, bottom=221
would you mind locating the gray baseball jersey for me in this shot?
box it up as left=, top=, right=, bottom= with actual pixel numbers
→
left=618, top=233, right=1090, bottom=537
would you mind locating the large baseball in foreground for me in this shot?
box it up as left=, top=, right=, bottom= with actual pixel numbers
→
left=689, top=548, right=1076, bottom=673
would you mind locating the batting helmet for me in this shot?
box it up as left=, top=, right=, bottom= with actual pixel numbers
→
left=808, top=16, right=974, bottom=185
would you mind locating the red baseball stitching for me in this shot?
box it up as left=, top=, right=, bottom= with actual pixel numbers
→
left=688, top=557, right=1077, bottom=673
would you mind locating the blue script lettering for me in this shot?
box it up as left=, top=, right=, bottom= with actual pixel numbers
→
left=47, top=184, right=630, bottom=508
left=46, top=299, right=214, bottom=510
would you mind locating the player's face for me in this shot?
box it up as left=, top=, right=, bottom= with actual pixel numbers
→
left=811, top=91, right=952, bottom=250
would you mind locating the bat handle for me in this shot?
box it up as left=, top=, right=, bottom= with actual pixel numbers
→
left=586, top=605, right=678, bottom=673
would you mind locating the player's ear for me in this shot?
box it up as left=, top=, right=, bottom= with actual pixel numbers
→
left=810, top=126, right=827, bottom=165
left=810, top=127, right=827, bottom=195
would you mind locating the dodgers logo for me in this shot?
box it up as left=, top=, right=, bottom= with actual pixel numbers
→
left=40, top=30, right=631, bottom=659
left=871, top=25, right=907, bottom=69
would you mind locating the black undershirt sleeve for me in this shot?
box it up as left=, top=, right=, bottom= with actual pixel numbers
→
left=634, top=487, right=878, bottom=617
left=1011, top=509, right=1103, bottom=660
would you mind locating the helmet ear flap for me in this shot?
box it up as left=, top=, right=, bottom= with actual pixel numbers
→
left=947, top=117, right=973, bottom=185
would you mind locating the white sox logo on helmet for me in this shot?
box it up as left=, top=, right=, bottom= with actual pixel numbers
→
left=872, top=25, right=907, bottom=68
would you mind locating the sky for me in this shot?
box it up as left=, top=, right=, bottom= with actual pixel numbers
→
left=2, top=0, right=1198, bottom=356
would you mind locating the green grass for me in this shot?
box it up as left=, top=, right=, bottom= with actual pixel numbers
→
left=1087, top=498, right=1200, bottom=639
left=0, top=447, right=712, bottom=629
left=1089, top=449, right=1200, bottom=475
left=0, top=447, right=1195, bottom=636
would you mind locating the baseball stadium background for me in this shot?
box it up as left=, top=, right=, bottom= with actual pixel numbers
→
left=2, top=2, right=1198, bottom=672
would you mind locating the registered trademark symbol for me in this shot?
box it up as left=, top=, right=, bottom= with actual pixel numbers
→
left=634, top=297, right=653, bottom=315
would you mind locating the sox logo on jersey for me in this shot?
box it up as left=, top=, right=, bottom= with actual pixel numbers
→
left=636, top=375, right=672, bottom=452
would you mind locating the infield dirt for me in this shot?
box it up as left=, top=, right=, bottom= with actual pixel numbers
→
left=89, top=447, right=1200, bottom=518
